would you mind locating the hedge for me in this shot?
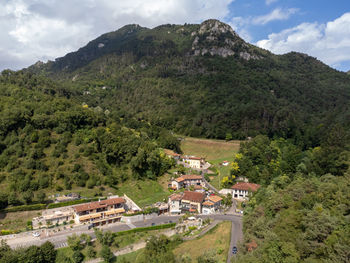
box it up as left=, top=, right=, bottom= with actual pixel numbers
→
left=47, top=197, right=103, bottom=209
left=113, top=223, right=176, bottom=237
left=3, top=203, right=46, bottom=213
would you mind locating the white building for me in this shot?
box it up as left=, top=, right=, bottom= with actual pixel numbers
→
left=231, top=182, right=261, bottom=200
left=183, top=156, right=205, bottom=169
left=168, top=193, right=182, bottom=215
left=202, top=195, right=223, bottom=214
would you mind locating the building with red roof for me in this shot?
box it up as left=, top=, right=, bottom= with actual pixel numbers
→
left=171, top=174, right=204, bottom=190
left=231, top=182, right=261, bottom=200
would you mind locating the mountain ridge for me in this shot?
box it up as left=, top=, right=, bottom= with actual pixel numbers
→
left=27, top=19, right=350, bottom=143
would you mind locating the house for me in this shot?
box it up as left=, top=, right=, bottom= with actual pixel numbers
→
left=73, top=197, right=126, bottom=226
left=183, top=156, right=205, bottom=169
left=202, top=195, right=223, bottom=214
left=171, top=174, right=204, bottom=190
left=168, top=193, right=183, bottom=215
left=181, top=191, right=205, bottom=213
left=32, top=207, right=75, bottom=229
left=164, top=149, right=181, bottom=160
left=231, top=182, right=261, bottom=200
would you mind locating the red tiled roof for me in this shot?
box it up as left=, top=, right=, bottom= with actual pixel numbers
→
left=175, top=174, right=202, bottom=182
left=74, top=197, right=125, bottom=213
left=182, top=191, right=205, bottom=203
left=188, top=156, right=202, bottom=160
left=181, top=174, right=202, bottom=180
left=231, top=182, right=261, bottom=192
left=175, top=177, right=185, bottom=183
left=203, top=201, right=214, bottom=207
left=208, top=195, right=223, bottom=203
left=169, top=193, right=182, bottom=201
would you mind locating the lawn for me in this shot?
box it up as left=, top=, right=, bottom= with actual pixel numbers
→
left=173, top=221, right=232, bottom=263
left=115, top=179, right=170, bottom=208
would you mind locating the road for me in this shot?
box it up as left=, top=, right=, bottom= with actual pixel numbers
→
left=5, top=214, right=242, bottom=250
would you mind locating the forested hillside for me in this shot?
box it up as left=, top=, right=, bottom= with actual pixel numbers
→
left=29, top=19, right=350, bottom=144
left=231, top=135, right=350, bottom=262
left=0, top=70, right=178, bottom=208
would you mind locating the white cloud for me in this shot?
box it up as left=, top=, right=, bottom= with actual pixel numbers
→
left=257, top=12, right=350, bottom=68
left=0, top=0, right=234, bottom=70
left=252, top=8, right=299, bottom=25
left=265, top=0, right=278, bottom=5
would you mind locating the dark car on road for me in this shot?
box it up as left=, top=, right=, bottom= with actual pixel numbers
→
left=232, top=246, right=238, bottom=254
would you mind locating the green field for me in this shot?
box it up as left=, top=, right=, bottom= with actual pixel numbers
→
left=181, top=137, right=240, bottom=161
left=181, top=137, right=241, bottom=189
left=173, top=221, right=232, bottom=262
left=115, top=179, right=170, bottom=207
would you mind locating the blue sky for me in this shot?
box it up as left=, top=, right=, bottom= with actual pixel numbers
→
left=0, top=0, right=349, bottom=71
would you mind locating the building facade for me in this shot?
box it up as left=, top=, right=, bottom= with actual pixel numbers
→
left=231, top=182, right=261, bottom=200
left=73, top=197, right=126, bottom=226
left=171, top=174, right=204, bottom=190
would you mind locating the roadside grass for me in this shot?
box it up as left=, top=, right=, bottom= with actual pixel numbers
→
left=181, top=137, right=240, bottom=161
left=0, top=210, right=41, bottom=231
left=116, top=249, right=144, bottom=262
left=173, top=221, right=232, bottom=262
left=115, top=179, right=170, bottom=208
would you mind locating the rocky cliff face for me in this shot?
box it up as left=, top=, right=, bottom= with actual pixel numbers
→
left=190, top=19, right=260, bottom=60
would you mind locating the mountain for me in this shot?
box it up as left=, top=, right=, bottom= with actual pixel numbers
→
left=29, top=19, right=350, bottom=146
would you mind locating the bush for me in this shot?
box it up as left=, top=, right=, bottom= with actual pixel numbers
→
left=3, top=203, right=46, bottom=212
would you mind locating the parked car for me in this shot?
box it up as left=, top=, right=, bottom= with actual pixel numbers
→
left=151, top=223, right=156, bottom=226
left=32, top=232, right=40, bottom=237
left=232, top=246, right=238, bottom=254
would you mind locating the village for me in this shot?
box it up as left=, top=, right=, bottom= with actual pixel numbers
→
left=29, top=152, right=260, bottom=233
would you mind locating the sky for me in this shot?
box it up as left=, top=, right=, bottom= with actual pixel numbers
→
left=0, top=0, right=349, bottom=72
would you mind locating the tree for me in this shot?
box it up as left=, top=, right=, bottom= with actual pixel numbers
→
left=72, top=250, right=84, bottom=263
left=22, top=190, right=33, bottom=204
left=36, top=192, right=46, bottom=203
left=67, top=234, right=84, bottom=251
left=40, top=241, right=57, bottom=263
left=100, top=245, right=115, bottom=263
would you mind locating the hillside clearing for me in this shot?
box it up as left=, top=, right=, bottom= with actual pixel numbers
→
left=181, top=137, right=240, bottom=161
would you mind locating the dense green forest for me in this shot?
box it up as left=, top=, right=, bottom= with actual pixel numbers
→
left=0, top=70, right=179, bottom=208
left=231, top=135, right=350, bottom=262
left=28, top=19, right=350, bottom=143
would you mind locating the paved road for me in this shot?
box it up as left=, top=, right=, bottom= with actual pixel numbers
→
left=5, top=214, right=241, bottom=250
left=227, top=217, right=243, bottom=263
